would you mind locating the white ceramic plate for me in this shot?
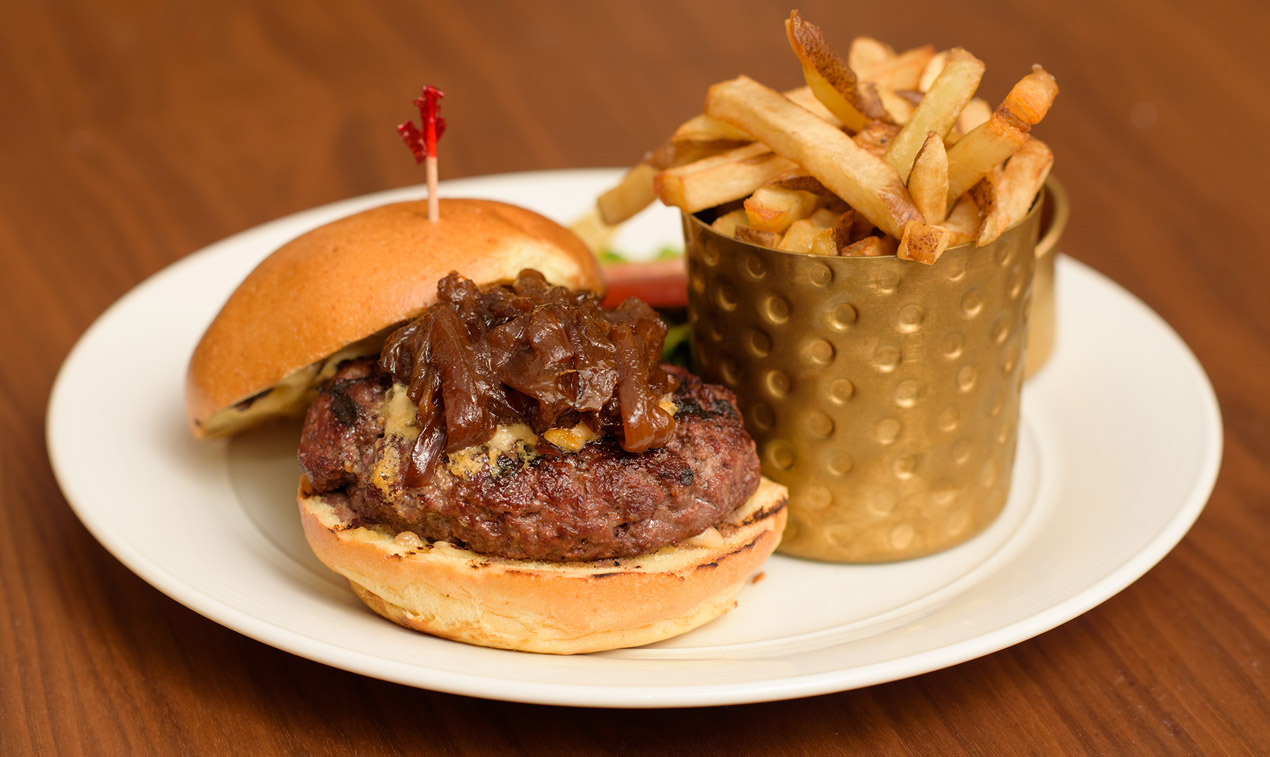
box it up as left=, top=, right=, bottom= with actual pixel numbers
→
left=47, top=169, right=1222, bottom=708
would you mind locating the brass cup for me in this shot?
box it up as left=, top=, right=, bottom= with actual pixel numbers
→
left=684, top=192, right=1044, bottom=562
left=1025, top=176, right=1069, bottom=377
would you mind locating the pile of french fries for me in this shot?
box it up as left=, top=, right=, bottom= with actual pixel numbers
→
left=597, top=11, right=1057, bottom=265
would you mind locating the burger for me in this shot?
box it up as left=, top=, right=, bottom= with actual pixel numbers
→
left=186, top=198, right=787, bottom=654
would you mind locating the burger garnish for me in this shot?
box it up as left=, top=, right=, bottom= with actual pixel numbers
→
left=299, top=270, right=763, bottom=563
left=376, top=269, right=677, bottom=486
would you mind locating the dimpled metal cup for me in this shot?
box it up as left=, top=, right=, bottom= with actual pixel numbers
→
left=684, top=194, right=1042, bottom=562
left=1026, top=177, right=1068, bottom=377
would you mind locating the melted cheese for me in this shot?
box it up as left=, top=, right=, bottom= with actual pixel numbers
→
left=543, top=422, right=598, bottom=453
left=382, top=383, right=420, bottom=442
left=371, top=384, right=419, bottom=497
left=371, top=442, right=400, bottom=498
left=446, top=423, right=538, bottom=479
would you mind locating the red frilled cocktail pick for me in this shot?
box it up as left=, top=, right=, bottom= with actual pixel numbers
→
left=398, top=86, right=446, bottom=220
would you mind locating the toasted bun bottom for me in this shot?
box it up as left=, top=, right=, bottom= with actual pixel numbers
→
left=298, top=478, right=787, bottom=654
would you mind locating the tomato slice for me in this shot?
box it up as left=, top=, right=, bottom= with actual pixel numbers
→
left=601, top=259, right=688, bottom=309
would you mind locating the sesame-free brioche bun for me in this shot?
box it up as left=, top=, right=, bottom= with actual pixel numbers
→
left=298, top=477, right=788, bottom=654
left=186, top=198, right=602, bottom=438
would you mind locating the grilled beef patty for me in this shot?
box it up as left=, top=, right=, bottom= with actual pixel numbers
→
left=298, top=359, right=760, bottom=562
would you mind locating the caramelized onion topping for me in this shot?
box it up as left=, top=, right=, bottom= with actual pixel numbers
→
left=380, top=270, right=678, bottom=485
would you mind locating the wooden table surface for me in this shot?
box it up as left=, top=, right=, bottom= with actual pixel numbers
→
left=5, top=0, right=1267, bottom=753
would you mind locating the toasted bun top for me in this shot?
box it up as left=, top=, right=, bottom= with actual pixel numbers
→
left=186, top=198, right=602, bottom=437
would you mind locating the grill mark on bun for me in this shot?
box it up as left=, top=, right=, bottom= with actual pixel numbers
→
left=737, top=499, right=789, bottom=528
left=710, top=534, right=766, bottom=564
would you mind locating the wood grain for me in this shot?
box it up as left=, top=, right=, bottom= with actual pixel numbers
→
left=3, top=0, right=1267, bottom=753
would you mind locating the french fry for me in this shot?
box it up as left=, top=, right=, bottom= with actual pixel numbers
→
left=1000, top=65, right=1060, bottom=123
left=785, top=10, right=889, bottom=131
left=848, top=36, right=894, bottom=74
left=946, top=65, right=1059, bottom=203
left=968, top=172, right=998, bottom=209
left=601, top=134, right=747, bottom=225
left=661, top=89, right=837, bottom=182
left=977, top=137, right=1054, bottom=245
left=885, top=47, right=985, bottom=181
left=967, top=172, right=999, bottom=241
left=840, top=236, right=888, bottom=257
left=655, top=140, right=753, bottom=169
left=939, top=194, right=981, bottom=245
left=646, top=138, right=747, bottom=171
left=600, top=104, right=757, bottom=225
left=598, top=163, right=659, bottom=225
left=810, top=227, right=839, bottom=256
left=897, top=220, right=952, bottom=264
left=918, top=50, right=949, bottom=92
left=764, top=169, right=831, bottom=195
left=826, top=210, right=858, bottom=253
left=893, top=89, right=926, bottom=107
left=907, top=132, right=949, bottom=223
left=671, top=86, right=841, bottom=146
left=778, top=221, right=819, bottom=253
left=736, top=225, right=781, bottom=247
left=810, top=209, right=856, bottom=255
left=832, top=209, right=857, bottom=245
left=744, top=186, right=821, bottom=233
left=705, top=75, right=923, bottom=239
left=876, top=86, right=915, bottom=124
left=947, top=97, right=992, bottom=143
left=710, top=208, right=749, bottom=237
left=778, top=210, right=837, bottom=253
left=671, top=114, right=753, bottom=143
left=810, top=207, right=842, bottom=223
left=860, top=45, right=936, bottom=90
left=665, top=87, right=839, bottom=154
left=784, top=85, right=844, bottom=126
left=655, top=142, right=796, bottom=213
left=650, top=86, right=841, bottom=194
left=854, top=121, right=901, bottom=158
left=793, top=210, right=858, bottom=256
left=821, top=195, right=852, bottom=216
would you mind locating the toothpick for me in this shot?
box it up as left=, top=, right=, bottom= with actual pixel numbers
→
left=426, top=154, right=439, bottom=222
left=397, top=85, right=446, bottom=222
